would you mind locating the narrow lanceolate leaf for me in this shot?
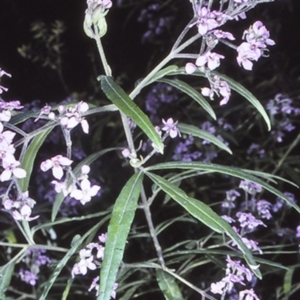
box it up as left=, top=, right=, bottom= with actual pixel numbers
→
left=98, top=172, right=144, bottom=300
left=0, top=261, right=15, bottom=298
left=164, top=67, right=271, bottom=130
left=146, top=162, right=300, bottom=214
left=158, top=78, right=216, bottom=120
left=178, top=122, right=232, bottom=154
left=147, top=65, right=179, bottom=85
left=39, top=234, right=84, bottom=300
left=213, top=72, right=271, bottom=131
left=40, top=221, right=107, bottom=300
left=147, top=172, right=262, bottom=279
left=156, top=269, right=183, bottom=300
left=19, top=128, right=53, bottom=192
left=100, top=76, right=164, bottom=154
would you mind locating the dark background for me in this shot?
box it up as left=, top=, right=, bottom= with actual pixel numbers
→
left=1, top=0, right=300, bottom=104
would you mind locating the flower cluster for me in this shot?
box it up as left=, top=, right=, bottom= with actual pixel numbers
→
left=145, top=83, right=178, bottom=122
left=266, top=93, right=300, bottom=142
left=185, top=0, right=275, bottom=106
left=72, top=233, right=118, bottom=298
left=0, top=69, right=32, bottom=221
left=210, top=255, right=259, bottom=299
left=19, top=249, right=51, bottom=286
left=138, top=3, right=174, bottom=43
left=172, top=120, right=231, bottom=163
left=41, top=157, right=101, bottom=205
left=3, top=191, right=38, bottom=221
left=237, top=21, right=275, bottom=70
left=189, top=6, right=227, bottom=36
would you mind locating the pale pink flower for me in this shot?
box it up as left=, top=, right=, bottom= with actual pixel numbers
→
left=162, top=118, right=181, bottom=138
left=0, top=158, right=26, bottom=181
left=185, top=62, right=197, bottom=74
left=196, top=51, right=224, bottom=70
left=60, top=101, right=89, bottom=133
left=71, top=256, right=96, bottom=277
left=0, top=122, right=16, bottom=146
left=70, top=178, right=100, bottom=205
left=40, top=155, right=73, bottom=180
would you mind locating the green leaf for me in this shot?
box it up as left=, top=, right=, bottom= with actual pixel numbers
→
left=98, top=172, right=144, bottom=300
left=19, top=128, right=53, bottom=192
left=283, top=268, right=294, bottom=297
left=146, top=172, right=261, bottom=278
left=158, top=78, right=216, bottom=120
left=214, top=72, right=271, bottom=131
left=156, top=269, right=183, bottom=300
left=164, top=67, right=271, bottom=130
left=147, top=65, right=179, bottom=85
left=100, top=76, right=164, bottom=153
left=146, top=161, right=300, bottom=214
left=10, top=111, right=38, bottom=125
left=40, top=218, right=108, bottom=300
left=0, top=262, right=15, bottom=299
left=178, top=122, right=232, bottom=154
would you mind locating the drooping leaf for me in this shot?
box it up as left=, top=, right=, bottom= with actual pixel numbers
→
left=98, top=172, right=144, bottom=300
left=214, top=71, right=271, bottom=131
left=146, top=161, right=300, bottom=214
left=178, top=122, right=232, bottom=154
left=158, top=78, right=216, bottom=120
left=165, top=67, right=271, bottom=130
left=147, top=65, right=179, bottom=85
left=146, top=172, right=261, bottom=278
left=19, top=127, right=53, bottom=192
left=100, top=76, right=164, bottom=153
left=156, top=269, right=183, bottom=300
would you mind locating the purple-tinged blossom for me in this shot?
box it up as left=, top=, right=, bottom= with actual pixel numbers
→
left=222, top=190, right=240, bottom=209
left=40, top=155, right=73, bottom=180
left=70, top=178, right=101, bottom=205
left=19, top=269, right=38, bottom=286
left=201, top=76, right=231, bottom=105
left=222, top=215, right=236, bottom=223
left=196, top=51, right=224, bottom=70
left=0, top=101, right=23, bottom=122
left=239, top=180, right=262, bottom=195
left=213, top=29, right=235, bottom=40
left=241, top=237, right=263, bottom=254
left=162, top=118, right=180, bottom=138
left=236, top=42, right=260, bottom=70
left=0, top=157, right=26, bottom=181
left=185, top=62, right=197, bottom=74
left=273, top=192, right=297, bottom=212
left=88, top=276, right=118, bottom=298
left=72, top=256, right=97, bottom=277
left=237, top=21, right=274, bottom=70
left=4, top=191, right=38, bottom=221
left=190, top=7, right=221, bottom=35
left=34, top=104, right=55, bottom=122
left=236, top=212, right=266, bottom=231
left=296, top=225, right=300, bottom=239
left=256, top=200, right=272, bottom=219
left=0, top=122, right=16, bottom=145
left=60, top=101, right=89, bottom=133
left=247, top=143, right=265, bottom=158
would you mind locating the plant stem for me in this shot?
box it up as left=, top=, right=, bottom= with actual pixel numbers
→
left=140, top=186, right=165, bottom=268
